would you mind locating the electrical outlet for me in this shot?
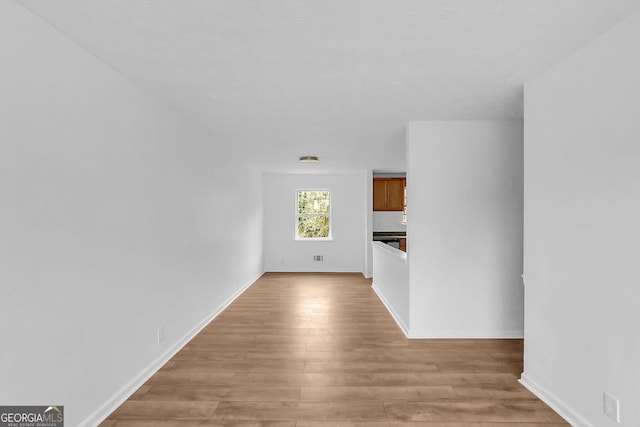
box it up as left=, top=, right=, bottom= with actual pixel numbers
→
left=157, top=327, right=165, bottom=344
left=603, top=392, right=620, bottom=423
left=313, top=255, right=323, bottom=261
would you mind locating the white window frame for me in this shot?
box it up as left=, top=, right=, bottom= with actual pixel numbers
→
left=295, top=189, right=332, bottom=241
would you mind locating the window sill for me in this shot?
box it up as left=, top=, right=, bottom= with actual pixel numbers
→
left=295, top=237, right=333, bottom=242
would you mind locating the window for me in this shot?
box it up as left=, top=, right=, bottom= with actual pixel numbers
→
left=296, top=190, right=331, bottom=239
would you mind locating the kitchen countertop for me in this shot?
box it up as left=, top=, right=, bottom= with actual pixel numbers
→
left=373, top=231, right=406, bottom=240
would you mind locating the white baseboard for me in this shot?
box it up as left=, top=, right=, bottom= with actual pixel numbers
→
left=519, top=372, right=593, bottom=427
left=371, top=282, right=409, bottom=337
left=408, top=329, right=524, bottom=339
left=80, top=271, right=264, bottom=427
left=264, top=268, right=363, bottom=273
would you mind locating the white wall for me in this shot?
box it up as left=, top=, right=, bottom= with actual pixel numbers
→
left=371, top=242, right=409, bottom=334
left=521, top=10, right=640, bottom=427
left=372, top=211, right=406, bottom=232
left=407, top=121, right=524, bottom=338
left=364, top=170, right=374, bottom=278
left=263, top=173, right=366, bottom=273
left=0, top=2, right=263, bottom=425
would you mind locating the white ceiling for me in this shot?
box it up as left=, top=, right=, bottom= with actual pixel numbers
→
left=17, top=0, right=640, bottom=173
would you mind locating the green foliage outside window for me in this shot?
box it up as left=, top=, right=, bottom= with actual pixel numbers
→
left=297, top=190, right=330, bottom=238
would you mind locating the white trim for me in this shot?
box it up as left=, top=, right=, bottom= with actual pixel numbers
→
left=80, top=271, right=264, bottom=427
left=519, top=372, right=592, bottom=427
left=407, top=329, right=524, bottom=339
left=372, top=240, right=407, bottom=261
left=364, top=170, right=374, bottom=279
left=371, top=282, right=409, bottom=337
left=265, top=268, right=362, bottom=273
left=294, top=236, right=333, bottom=242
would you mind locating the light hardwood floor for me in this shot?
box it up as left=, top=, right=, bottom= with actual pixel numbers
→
left=101, top=272, right=567, bottom=426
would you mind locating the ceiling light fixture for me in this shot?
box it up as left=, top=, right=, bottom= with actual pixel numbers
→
left=299, top=155, right=319, bottom=163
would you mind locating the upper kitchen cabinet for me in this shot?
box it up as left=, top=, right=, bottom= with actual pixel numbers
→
left=373, top=178, right=405, bottom=211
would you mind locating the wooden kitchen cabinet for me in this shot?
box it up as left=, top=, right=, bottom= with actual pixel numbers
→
left=373, top=178, right=405, bottom=211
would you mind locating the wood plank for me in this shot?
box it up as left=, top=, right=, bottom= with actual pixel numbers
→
left=140, top=385, right=301, bottom=402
